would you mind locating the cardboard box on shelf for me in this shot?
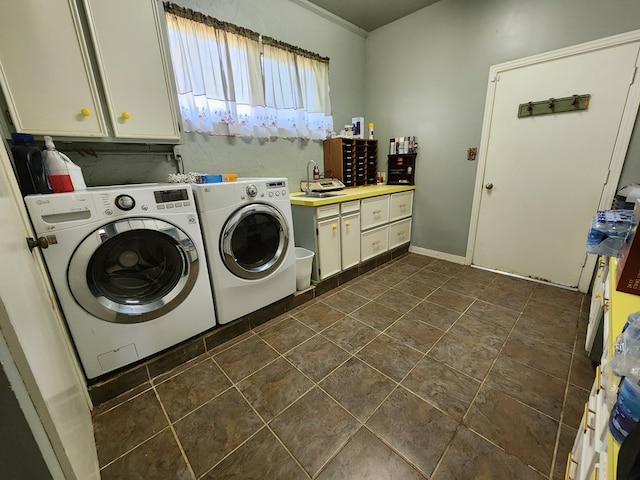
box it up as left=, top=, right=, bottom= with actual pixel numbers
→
left=617, top=200, right=640, bottom=295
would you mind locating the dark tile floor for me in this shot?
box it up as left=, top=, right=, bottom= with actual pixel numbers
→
left=92, top=253, right=595, bottom=479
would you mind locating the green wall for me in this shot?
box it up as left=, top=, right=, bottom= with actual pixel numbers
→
left=365, top=0, right=640, bottom=257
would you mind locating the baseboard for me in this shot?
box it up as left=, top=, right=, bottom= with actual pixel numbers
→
left=408, top=245, right=467, bottom=265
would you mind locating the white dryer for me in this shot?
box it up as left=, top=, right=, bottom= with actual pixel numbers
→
left=25, top=184, right=216, bottom=379
left=192, top=178, right=296, bottom=324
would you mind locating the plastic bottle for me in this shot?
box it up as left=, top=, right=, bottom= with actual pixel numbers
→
left=610, top=375, right=640, bottom=443
left=43, top=136, right=86, bottom=193
left=612, top=311, right=640, bottom=378
left=313, top=163, right=320, bottom=180
left=368, top=122, right=374, bottom=139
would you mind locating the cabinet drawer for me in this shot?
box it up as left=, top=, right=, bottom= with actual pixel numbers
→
left=390, top=191, right=413, bottom=221
left=361, top=225, right=388, bottom=261
left=360, top=196, right=389, bottom=230
left=341, top=200, right=360, bottom=214
left=316, top=204, right=340, bottom=219
left=389, top=218, right=412, bottom=249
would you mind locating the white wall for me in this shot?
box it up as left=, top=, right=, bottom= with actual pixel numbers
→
left=169, top=0, right=367, bottom=188
left=365, top=0, right=640, bottom=256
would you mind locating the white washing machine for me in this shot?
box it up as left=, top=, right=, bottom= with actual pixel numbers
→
left=24, top=184, right=216, bottom=379
left=192, top=178, right=296, bottom=324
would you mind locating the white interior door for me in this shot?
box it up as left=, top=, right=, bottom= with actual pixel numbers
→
left=0, top=142, right=99, bottom=479
left=469, top=35, right=640, bottom=290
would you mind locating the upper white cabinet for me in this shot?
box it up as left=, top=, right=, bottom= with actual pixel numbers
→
left=83, top=0, right=179, bottom=139
left=0, top=0, right=179, bottom=140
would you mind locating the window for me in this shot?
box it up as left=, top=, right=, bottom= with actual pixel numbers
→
left=164, top=3, right=333, bottom=139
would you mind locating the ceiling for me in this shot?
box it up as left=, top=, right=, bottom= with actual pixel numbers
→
left=304, top=0, right=441, bottom=32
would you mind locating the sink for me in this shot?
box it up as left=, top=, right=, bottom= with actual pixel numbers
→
left=294, top=192, right=345, bottom=198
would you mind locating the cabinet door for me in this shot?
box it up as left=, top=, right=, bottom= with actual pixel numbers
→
left=390, top=191, right=414, bottom=221
left=361, top=195, right=389, bottom=230
left=586, top=257, right=608, bottom=352
left=83, top=0, right=179, bottom=139
left=0, top=0, right=108, bottom=136
left=317, top=217, right=341, bottom=280
left=341, top=213, right=360, bottom=270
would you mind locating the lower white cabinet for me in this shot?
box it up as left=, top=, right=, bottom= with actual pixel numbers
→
left=317, top=216, right=341, bottom=280
left=567, top=372, right=607, bottom=480
left=291, top=188, right=414, bottom=283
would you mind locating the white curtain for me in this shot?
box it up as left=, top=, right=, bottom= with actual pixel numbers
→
left=165, top=11, right=333, bottom=139
left=165, top=14, right=267, bottom=137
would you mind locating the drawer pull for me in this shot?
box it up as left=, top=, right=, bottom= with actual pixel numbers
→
left=399, top=203, right=407, bottom=208
left=332, top=224, right=337, bottom=230
left=344, top=221, right=351, bottom=227
left=565, top=452, right=577, bottom=480
left=373, top=209, right=382, bottom=214
left=597, top=271, right=602, bottom=278
left=372, top=240, right=381, bottom=246
left=397, top=231, right=405, bottom=236
left=583, top=403, right=596, bottom=433
left=80, top=107, right=91, bottom=117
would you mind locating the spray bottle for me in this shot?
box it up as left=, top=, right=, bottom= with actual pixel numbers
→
left=43, top=136, right=86, bottom=193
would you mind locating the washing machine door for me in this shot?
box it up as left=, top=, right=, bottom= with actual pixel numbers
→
left=68, top=218, right=200, bottom=324
left=221, top=203, right=289, bottom=280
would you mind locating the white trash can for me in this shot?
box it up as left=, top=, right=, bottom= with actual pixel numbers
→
left=295, top=247, right=315, bottom=290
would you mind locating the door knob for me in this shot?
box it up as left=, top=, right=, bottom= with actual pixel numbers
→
left=26, top=236, right=49, bottom=251
left=485, top=183, right=493, bottom=190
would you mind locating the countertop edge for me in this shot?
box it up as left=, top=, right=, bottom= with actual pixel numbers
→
left=289, top=185, right=415, bottom=206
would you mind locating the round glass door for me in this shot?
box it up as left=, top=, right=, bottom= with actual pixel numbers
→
left=220, top=203, right=289, bottom=279
left=68, top=218, right=199, bottom=323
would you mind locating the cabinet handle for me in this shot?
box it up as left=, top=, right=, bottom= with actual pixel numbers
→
left=372, top=240, right=381, bottom=246
left=597, top=271, right=602, bottom=278
left=80, top=108, right=91, bottom=117
left=121, top=111, right=131, bottom=120
left=565, top=452, right=577, bottom=480
left=345, top=221, right=351, bottom=227
left=583, top=403, right=596, bottom=433
left=373, top=209, right=382, bottom=214
left=332, top=224, right=337, bottom=230
left=397, top=231, right=405, bottom=236
left=399, top=203, right=407, bottom=208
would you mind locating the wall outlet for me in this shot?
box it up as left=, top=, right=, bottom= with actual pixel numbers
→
left=467, top=147, right=477, bottom=161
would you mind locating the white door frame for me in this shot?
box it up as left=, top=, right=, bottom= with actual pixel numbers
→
left=466, top=29, right=640, bottom=293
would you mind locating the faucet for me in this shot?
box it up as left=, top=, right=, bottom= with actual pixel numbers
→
left=306, top=160, right=318, bottom=195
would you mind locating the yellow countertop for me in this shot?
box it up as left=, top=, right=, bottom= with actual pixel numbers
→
left=289, top=184, right=416, bottom=206
left=608, top=257, right=640, bottom=478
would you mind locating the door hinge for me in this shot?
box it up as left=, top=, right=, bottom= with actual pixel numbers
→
left=631, top=66, right=637, bottom=85
left=604, top=169, right=611, bottom=185
left=5, top=109, right=13, bottom=126
left=315, top=228, right=319, bottom=236
left=491, top=74, right=500, bottom=83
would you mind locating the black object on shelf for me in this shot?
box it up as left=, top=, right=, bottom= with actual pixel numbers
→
left=387, top=153, right=416, bottom=185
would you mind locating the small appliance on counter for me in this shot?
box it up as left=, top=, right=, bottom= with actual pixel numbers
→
left=300, top=178, right=345, bottom=192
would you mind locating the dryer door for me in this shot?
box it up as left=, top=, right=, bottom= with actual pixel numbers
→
left=68, top=218, right=200, bottom=323
left=221, top=203, right=289, bottom=280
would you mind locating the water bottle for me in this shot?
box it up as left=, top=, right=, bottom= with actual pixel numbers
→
left=609, top=375, right=640, bottom=443
left=586, top=210, right=635, bottom=256
left=612, top=311, right=640, bottom=378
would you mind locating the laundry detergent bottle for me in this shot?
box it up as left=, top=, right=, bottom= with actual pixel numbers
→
left=43, top=135, right=86, bottom=193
